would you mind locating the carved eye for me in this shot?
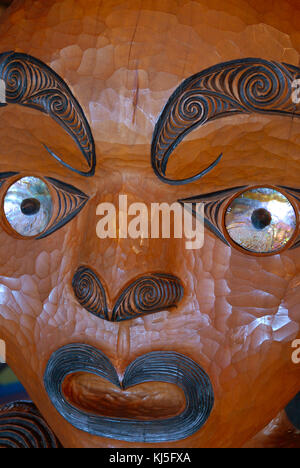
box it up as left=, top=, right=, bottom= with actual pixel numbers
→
left=2, top=175, right=89, bottom=239
left=4, top=177, right=52, bottom=237
left=224, top=188, right=297, bottom=254
left=179, top=185, right=300, bottom=255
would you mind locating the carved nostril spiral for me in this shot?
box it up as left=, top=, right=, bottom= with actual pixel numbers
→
left=72, top=268, right=184, bottom=322
left=112, top=274, right=184, bottom=321
left=72, top=267, right=109, bottom=321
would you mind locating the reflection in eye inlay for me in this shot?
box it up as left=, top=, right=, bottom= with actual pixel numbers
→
left=179, top=186, right=300, bottom=255
left=1, top=174, right=89, bottom=239
left=4, top=177, right=52, bottom=237
left=225, top=188, right=297, bottom=254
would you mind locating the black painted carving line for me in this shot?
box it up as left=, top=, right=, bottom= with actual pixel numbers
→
left=44, top=344, right=214, bottom=443
left=72, top=269, right=184, bottom=322
left=37, top=178, right=89, bottom=239
left=179, top=185, right=300, bottom=250
left=72, top=267, right=109, bottom=321
left=0, top=402, right=61, bottom=448
left=0, top=52, right=96, bottom=176
left=152, top=58, right=300, bottom=185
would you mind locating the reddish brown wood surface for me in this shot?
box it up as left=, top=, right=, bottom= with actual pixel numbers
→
left=0, top=0, right=299, bottom=448
left=243, top=411, right=300, bottom=448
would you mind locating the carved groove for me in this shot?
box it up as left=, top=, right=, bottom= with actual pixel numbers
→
left=37, top=178, right=89, bottom=239
left=112, top=273, right=184, bottom=321
left=180, top=185, right=300, bottom=250
left=0, top=52, right=96, bottom=176
left=179, top=186, right=247, bottom=246
left=44, top=344, right=214, bottom=443
left=0, top=172, right=18, bottom=188
left=152, top=58, right=300, bottom=185
left=72, top=269, right=184, bottom=321
left=72, top=267, right=109, bottom=320
left=0, top=401, right=61, bottom=448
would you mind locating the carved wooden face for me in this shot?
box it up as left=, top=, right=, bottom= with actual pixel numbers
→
left=0, top=0, right=299, bottom=448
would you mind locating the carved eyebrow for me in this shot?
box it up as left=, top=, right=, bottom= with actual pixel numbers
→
left=151, top=58, right=300, bottom=185
left=0, top=51, right=96, bottom=177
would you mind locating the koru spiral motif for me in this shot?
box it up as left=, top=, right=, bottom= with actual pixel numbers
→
left=0, top=51, right=96, bottom=176
left=72, top=267, right=184, bottom=322
left=152, top=58, right=300, bottom=185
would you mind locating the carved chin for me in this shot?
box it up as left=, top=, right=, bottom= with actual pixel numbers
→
left=43, top=344, right=214, bottom=443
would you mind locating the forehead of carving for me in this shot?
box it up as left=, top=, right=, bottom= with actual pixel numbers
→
left=0, top=0, right=299, bottom=148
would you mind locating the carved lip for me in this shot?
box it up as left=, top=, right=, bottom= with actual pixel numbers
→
left=62, top=372, right=186, bottom=420
left=44, top=344, right=214, bottom=443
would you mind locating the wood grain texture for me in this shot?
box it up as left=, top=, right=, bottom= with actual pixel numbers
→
left=0, top=0, right=298, bottom=448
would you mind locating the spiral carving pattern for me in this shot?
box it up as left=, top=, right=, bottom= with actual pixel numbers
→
left=0, top=401, right=61, bottom=448
left=0, top=52, right=95, bottom=176
left=72, top=269, right=184, bottom=322
left=112, top=274, right=184, bottom=321
left=152, top=58, right=300, bottom=185
left=72, top=267, right=109, bottom=320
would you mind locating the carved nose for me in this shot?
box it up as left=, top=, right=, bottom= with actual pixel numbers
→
left=72, top=267, right=184, bottom=322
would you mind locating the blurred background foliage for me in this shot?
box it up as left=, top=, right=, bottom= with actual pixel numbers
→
left=0, top=364, right=29, bottom=404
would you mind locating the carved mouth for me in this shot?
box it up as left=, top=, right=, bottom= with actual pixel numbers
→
left=44, top=344, right=214, bottom=443
left=62, top=373, right=186, bottom=420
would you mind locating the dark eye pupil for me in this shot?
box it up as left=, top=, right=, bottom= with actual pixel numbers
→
left=21, top=198, right=41, bottom=216
left=251, top=208, right=272, bottom=230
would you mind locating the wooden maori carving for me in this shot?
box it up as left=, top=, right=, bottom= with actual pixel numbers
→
left=0, top=51, right=96, bottom=176
left=44, top=344, right=214, bottom=442
left=0, top=401, right=61, bottom=448
left=0, top=0, right=299, bottom=449
left=152, top=59, right=300, bottom=184
left=72, top=268, right=184, bottom=322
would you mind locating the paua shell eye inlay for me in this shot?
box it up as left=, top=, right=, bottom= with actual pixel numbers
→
left=225, top=188, right=297, bottom=254
left=4, top=177, right=52, bottom=237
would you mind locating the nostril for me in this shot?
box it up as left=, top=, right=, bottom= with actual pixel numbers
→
left=111, top=273, right=184, bottom=322
left=72, top=267, right=184, bottom=322
left=72, top=267, right=109, bottom=320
